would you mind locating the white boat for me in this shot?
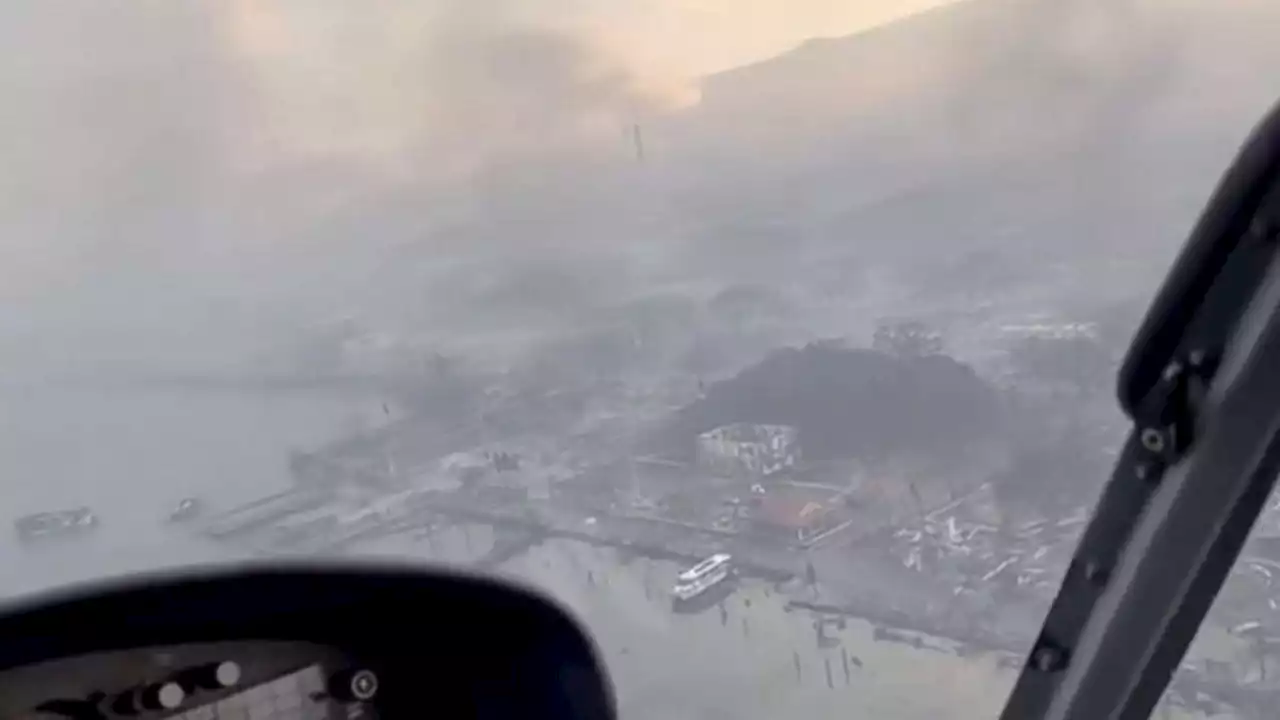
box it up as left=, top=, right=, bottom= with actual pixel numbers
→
left=15, top=507, right=99, bottom=544
left=671, top=553, right=734, bottom=602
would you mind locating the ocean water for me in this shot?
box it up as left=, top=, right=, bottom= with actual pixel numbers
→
left=0, top=381, right=377, bottom=597
left=353, top=528, right=1018, bottom=720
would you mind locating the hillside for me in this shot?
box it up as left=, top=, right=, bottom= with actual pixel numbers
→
left=647, top=0, right=1280, bottom=302
left=336, top=0, right=1280, bottom=368
left=684, top=0, right=1278, bottom=168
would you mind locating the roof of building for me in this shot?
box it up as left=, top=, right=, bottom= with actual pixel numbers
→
left=755, top=489, right=839, bottom=529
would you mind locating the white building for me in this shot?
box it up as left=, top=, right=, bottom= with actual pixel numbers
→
left=697, top=423, right=800, bottom=478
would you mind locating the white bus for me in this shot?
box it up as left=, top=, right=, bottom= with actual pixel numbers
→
left=671, top=553, right=734, bottom=603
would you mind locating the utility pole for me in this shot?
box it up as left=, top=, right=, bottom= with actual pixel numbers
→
left=632, top=123, right=645, bottom=162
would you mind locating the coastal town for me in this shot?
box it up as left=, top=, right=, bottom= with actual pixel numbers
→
left=93, top=301, right=1280, bottom=719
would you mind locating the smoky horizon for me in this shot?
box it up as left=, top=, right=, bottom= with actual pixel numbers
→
left=1, top=2, right=1279, bottom=719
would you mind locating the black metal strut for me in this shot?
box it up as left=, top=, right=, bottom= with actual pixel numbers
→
left=999, top=97, right=1280, bottom=720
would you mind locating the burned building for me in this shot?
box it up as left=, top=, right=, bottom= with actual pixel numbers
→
left=884, top=483, right=1085, bottom=604
left=697, top=423, right=800, bottom=478
left=747, top=486, right=849, bottom=547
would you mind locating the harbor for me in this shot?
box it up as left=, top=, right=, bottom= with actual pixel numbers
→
left=7, top=316, right=1278, bottom=720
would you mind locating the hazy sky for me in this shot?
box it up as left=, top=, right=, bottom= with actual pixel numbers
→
left=230, top=0, right=963, bottom=75
left=0, top=0, right=961, bottom=361
left=223, top=0, right=963, bottom=164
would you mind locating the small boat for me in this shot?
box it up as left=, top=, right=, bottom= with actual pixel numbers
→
left=168, top=497, right=204, bottom=523
left=671, top=553, right=736, bottom=611
left=15, top=508, right=99, bottom=544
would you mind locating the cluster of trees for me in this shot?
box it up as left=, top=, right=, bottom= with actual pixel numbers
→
left=662, top=341, right=1004, bottom=463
